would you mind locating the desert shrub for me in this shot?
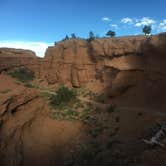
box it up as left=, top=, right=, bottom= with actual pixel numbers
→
left=74, top=100, right=84, bottom=109
left=86, top=102, right=94, bottom=110
left=0, top=89, right=11, bottom=94
left=52, top=108, right=79, bottom=120
left=65, top=141, right=100, bottom=166
left=80, top=108, right=91, bottom=123
left=94, top=107, right=101, bottom=113
left=106, top=105, right=116, bottom=113
left=89, top=126, right=104, bottom=138
left=95, top=94, right=106, bottom=103
left=50, top=86, right=77, bottom=109
left=24, top=83, right=35, bottom=88
left=40, top=91, right=52, bottom=100
left=8, top=68, right=35, bottom=83
left=106, top=139, right=121, bottom=149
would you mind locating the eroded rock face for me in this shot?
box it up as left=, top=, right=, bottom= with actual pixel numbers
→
left=41, top=40, right=95, bottom=86
left=0, top=48, right=36, bottom=58
left=41, top=37, right=143, bottom=86
left=1, top=34, right=166, bottom=90
left=0, top=71, right=85, bottom=165
left=0, top=33, right=166, bottom=166
left=0, top=48, right=41, bottom=78
left=40, top=33, right=166, bottom=110
left=41, top=33, right=166, bottom=90
left=0, top=83, right=84, bottom=166
left=0, top=89, right=39, bottom=116
left=0, top=34, right=166, bottom=107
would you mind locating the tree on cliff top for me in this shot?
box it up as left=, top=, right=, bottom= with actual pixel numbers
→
left=87, top=31, right=95, bottom=42
left=71, top=33, right=76, bottom=39
left=106, top=30, right=116, bottom=37
left=64, top=35, right=69, bottom=40
left=142, top=25, right=152, bottom=36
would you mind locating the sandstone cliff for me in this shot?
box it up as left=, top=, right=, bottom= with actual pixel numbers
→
left=0, top=48, right=41, bottom=77
left=39, top=34, right=166, bottom=109
left=1, top=34, right=166, bottom=90
left=0, top=33, right=166, bottom=166
left=1, top=34, right=166, bottom=108
left=41, top=34, right=166, bottom=89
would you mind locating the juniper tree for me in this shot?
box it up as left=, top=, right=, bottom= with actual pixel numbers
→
left=142, top=25, right=152, bottom=36
left=106, top=30, right=116, bottom=37
left=71, top=33, right=76, bottom=39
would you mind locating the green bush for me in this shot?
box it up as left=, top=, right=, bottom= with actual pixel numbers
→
left=24, top=83, right=35, bottom=88
left=40, top=91, right=52, bottom=100
left=80, top=108, right=91, bottom=123
left=106, top=105, right=116, bottom=113
left=50, top=86, right=77, bottom=109
left=0, top=89, right=11, bottom=94
left=87, top=31, right=95, bottom=42
left=106, top=30, right=116, bottom=38
left=106, top=139, right=121, bottom=149
left=8, top=68, right=35, bottom=83
left=95, top=94, right=105, bottom=103
left=52, top=108, right=79, bottom=120
left=89, top=126, right=104, bottom=138
left=142, top=25, right=151, bottom=36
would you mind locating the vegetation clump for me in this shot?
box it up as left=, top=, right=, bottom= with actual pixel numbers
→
left=106, top=104, right=116, bottom=113
left=65, top=35, right=70, bottom=40
left=24, top=83, right=35, bottom=88
left=8, top=68, right=35, bottom=83
left=87, top=31, right=95, bottom=42
left=50, top=86, right=77, bottom=109
left=142, top=25, right=151, bottom=36
left=52, top=108, right=79, bottom=120
left=71, top=33, right=77, bottom=39
left=0, top=89, right=11, bottom=94
left=106, top=30, right=116, bottom=37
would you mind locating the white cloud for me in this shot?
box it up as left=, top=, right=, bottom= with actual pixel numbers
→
left=102, top=17, right=111, bottom=21
left=163, top=27, right=166, bottom=30
left=121, top=17, right=133, bottom=24
left=159, top=19, right=166, bottom=26
left=110, top=24, right=118, bottom=29
left=158, top=19, right=166, bottom=32
left=135, top=17, right=156, bottom=27
left=0, top=41, right=52, bottom=57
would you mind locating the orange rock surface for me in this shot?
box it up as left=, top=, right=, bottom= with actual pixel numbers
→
left=0, top=33, right=166, bottom=166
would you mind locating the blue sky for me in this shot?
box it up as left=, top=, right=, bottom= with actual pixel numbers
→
left=0, top=0, right=165, bottom=56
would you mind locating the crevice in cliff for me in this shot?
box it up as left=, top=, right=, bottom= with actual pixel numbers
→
left=0, top=112, right=37, bottom=166
left=86, top=41, right=97, bottom=63
left=1, top=94, right=39, bottom=117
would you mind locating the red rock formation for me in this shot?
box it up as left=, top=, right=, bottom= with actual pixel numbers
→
left=0, top=33, right=166, bottom=166
left=1, top=34, right=166, bottom=90
left=40, top=34, right=166, bottom=92
left=0, top=48, right=41, bottom=78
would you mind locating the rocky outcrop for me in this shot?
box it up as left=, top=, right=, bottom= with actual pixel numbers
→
left=41, top=37, right=142, bottom=86
left=41, top=33, right=166, bottom=91
left=0, top=34, right=166, bottom=99
left=0, top=89, right=39, bottom=116
left=0, top=48, right=41, bottom=78
left=0, top=33, right=166, bottom=166
left=41, top=39, right=95, bottom=86
left=1, top=34, right=166, bottom=90
left=0, top=48, right=36, bottom=58
left=0, top=84, right=84, bottom=166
